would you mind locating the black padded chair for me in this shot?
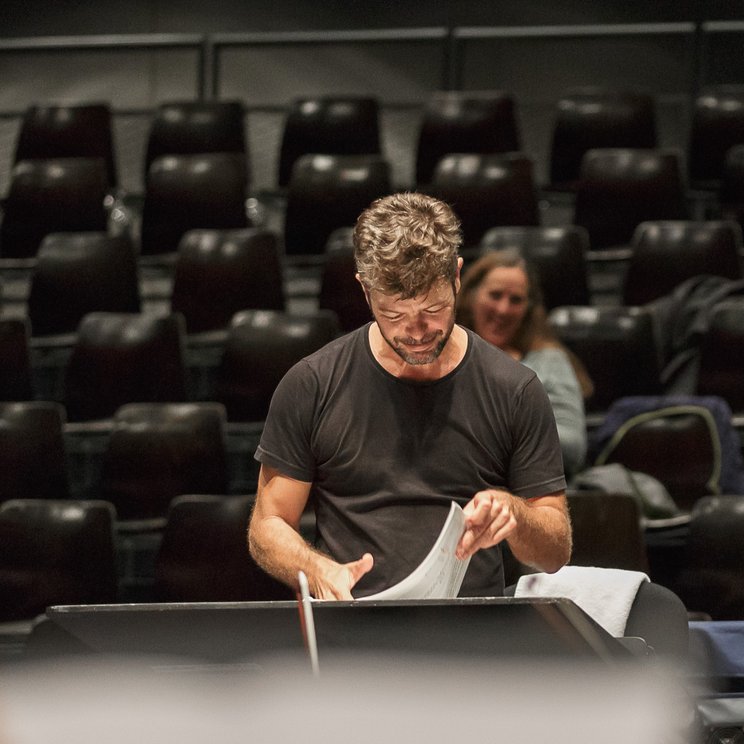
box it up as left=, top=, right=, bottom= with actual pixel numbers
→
left=719, top=144, right=744, bottom=229
left=573, top=149, right=688, bottom=251
left=278, top=96, right=381, bottom=188
left=154, top=494, right=292, bottom=602
left=98, top=402, right=229, bottom=527
left=144, top=100, right=248, bottom=181
left=696, top=299, right=744, bottom=413
left=567, top=491, right=648, bottom=572
left=140, top=152, right=249, bottom=256
left=216, top=309, right=340, bottom=422
left=0, top=158, right=109, bottom=259
left=283, top=154, right=391, bottom=257
left=171, top=228, right=284, bottom=334
left=0, top=402, right=68, bottom=504
left=548, top=88, right=657, bottom=192
left=479, top=225, right=591, bottom=309
left=14, top=102, right=117, bottom=189
left=0, top=499, right=118, bottom=622
left=415, top=91, right=520, bottom=187
left=27, top=232, right=141, bottom=337
left=427, top=153, right=539, bottom=249
left=318, top=227, right=370, bottom=333
left=674, top=495, right=744, bottom=620
left=688, top=86, right=744, bottom=188
left=0, top=318, right=33, bottom=401
left=549, top=305, right=663, bottom=413
left=64, top=312, right=188, bottom=422
left=593, top=400, right=722, bottom=512
left=623, top=221, right=743, bottom=306
left=506, top=568, right=689, bottom=659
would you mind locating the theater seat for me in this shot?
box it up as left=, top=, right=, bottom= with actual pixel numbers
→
left=0, top=499, right=118, bottom=622
left=144, top=99, right=248, bottom=180
left=283, top=154, right=391, bottom=258
left=688, top=86, right=744, bottom=189
left=140, top=152, right=249, bottom=256
left=216, top=310, right=340, bottom=421
left=27, top=232, right=141, bottom=337
left=171, top=228, right=284, bottom=334
left=674, top=496, right=744, bottom=620
left=284, top=155, right=392, bottom=258
left=0, top=158, right=109, bottom=259
left=0, top=318, right=33, bottom=401
left=154, top=494, right=292, bottom=602
left=719, top=144, right=744, bottom=229
left=592, top=398, right=723, bottom=512
left=548, top=88, right=657, bottom=192
left=548, top=305, right=663, bottom=413
left=415, top=91, right=520, bottom=187
left=278, top=95, right=381, bottom=188
left=318, top=228, right=370, bottom=332
left=696, top=298, right=744, bottom=413
left=14, top=102, right=118, bottom=189
left=99, top=402, right=229, bottom=528
left=0, top=402, right=68, bottom=505
left=567, top=491, right=648, bottom=572
left=573, top=149, right=687, bottom=251
left=427, top=152, right=539, bottom=248
left=512, top=567, right=689, bottom=660
left=623, top=221, right=743, bottom=306
left=64, top=312, right=188, bottom=422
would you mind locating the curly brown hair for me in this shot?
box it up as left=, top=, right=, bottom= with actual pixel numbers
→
left=353, top=192, right=461, bottom=298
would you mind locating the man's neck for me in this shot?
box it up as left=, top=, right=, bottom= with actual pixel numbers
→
left=368, top=323, right=469, bottom=381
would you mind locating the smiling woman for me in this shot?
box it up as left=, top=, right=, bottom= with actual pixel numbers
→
left=457, top=249, right=592, bottom=476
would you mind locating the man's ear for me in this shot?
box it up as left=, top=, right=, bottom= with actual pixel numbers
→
left=454, top=256, right=464, bottom=294
left=355, top=273, right=371, bottom=307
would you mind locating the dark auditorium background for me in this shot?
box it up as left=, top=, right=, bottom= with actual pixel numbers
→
left=0, top=0, right=742, bottom=196
left=3, top=0, right=744, bottom=670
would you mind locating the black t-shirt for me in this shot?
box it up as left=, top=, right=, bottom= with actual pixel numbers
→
left=255, top=324, right=566, bottom=597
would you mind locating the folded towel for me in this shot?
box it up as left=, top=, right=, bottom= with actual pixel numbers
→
left=515, top=566, right=649, bottom=637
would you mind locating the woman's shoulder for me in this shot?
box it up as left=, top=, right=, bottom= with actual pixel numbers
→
left=523, top=345, right=572, bottom=367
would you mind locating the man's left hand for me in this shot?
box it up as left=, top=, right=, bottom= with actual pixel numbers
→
left=456, top=489, right=518, bottom=560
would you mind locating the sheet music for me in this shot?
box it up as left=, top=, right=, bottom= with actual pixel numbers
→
left=359, top=501, right=471, bottom=601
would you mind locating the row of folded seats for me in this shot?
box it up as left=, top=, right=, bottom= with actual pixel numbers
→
left=1, top=222, right=743, bottom=415
left=2, top=485, right=744, bottom=629
left=8, top=86, right=744, bottom=196
left=2, top=137, right=744, bottom=261
left=5, top=218, right=742, bottom=332
left=0, top=298, right=743, bottom=424
left=4, top=87, right=744, bottom=262
left=5, top=216, right=743, bottom=329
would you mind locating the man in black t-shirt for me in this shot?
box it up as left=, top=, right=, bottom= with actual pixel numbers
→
left=249, top=193, right=571, bottom=599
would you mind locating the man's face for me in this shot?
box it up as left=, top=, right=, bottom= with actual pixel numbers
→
left=364, top=279, right=458, bottom=366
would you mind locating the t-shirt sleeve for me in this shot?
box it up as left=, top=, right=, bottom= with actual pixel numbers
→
left=508, top=373, right=567, bottom=498
left=254, top=360, right=317, bottom=483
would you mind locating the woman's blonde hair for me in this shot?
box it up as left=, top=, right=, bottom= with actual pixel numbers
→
left=457, top=249, right=594, bottom=399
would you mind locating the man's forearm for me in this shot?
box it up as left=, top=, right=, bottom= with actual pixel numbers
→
left=248, top=513, right=336, bottom=592
left=506, top=495, right=572, bottom=573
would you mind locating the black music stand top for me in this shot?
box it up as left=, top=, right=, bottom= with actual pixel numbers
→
left=46, top=597, right=633, bottom=664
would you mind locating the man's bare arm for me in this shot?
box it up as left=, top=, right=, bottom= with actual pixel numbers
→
left=456, top=489, right=571, bottom=573
left=248, top=464, right=373, bottom=599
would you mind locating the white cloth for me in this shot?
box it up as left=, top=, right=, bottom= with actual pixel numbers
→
left=514, top=566, right=650, bottom=637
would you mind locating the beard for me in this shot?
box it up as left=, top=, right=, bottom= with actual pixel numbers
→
left=375, top=311, right=456, bottom=366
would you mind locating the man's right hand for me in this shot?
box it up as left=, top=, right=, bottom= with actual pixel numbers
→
left=310, top=552, right=374, bottom=600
